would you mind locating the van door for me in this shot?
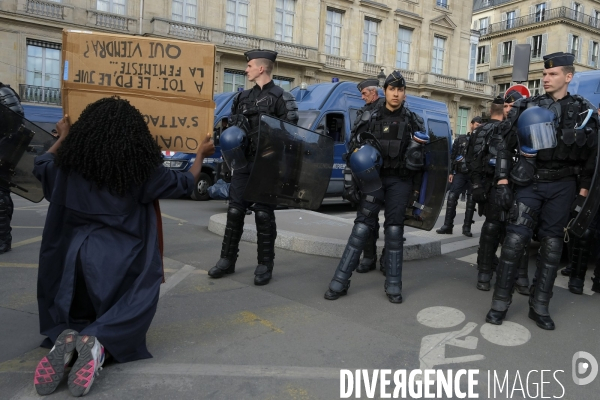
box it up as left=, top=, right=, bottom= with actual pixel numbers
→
left=315, top=112, right=347, bottom=196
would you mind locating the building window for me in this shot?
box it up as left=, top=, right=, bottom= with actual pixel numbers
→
left=479, top=17, right=489, bottom=35
left=436, top=0, right=448, bottom=9
left=501, top=41, right=512, bottom=65
left=275, top=0, right=295, bottom=43
left=431, top=36, right=445, bottom=74
left=475, top=72, right=487, bottom=83
left=396, top=27, right=412, bottom=70
left=226, top=0, right=248, bottom=33
left=572, top=2, right=582, bottom=22
left=468, top=43, right=476, bottom=80
left=26, top=40, right=61, bottom=92
left=223, top=69, right=245, bottom=92
left=457, top=107, right=469, bottom=136
left=172, top=0, right=197, bottom=24
left=362, top=19, right=378, bottom=63
left=590, top=41, right=599, bottom=68
left=477, top=46, right=487, bottom=64
left=532, top=35, right=543, bottom=59
left=535, top=3, right=546, bottom=22
left=594, top=10, right=600, bottom=28
left=505, top=11, right=516, bottom=29
left=273, top=75, right=294, bottom=92
left=498, top=82, right=510, bottom=96
left=570, top=34, right=580, bottom=60
left=325, top=9, right=343, bottom=56
left=528, top=79, right=542, bottom=96
left=97, top=0, right=126, bottom=14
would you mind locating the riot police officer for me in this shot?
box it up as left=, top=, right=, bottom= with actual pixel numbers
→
left=325, top=71, right=427, bottom=303
left=503, top=89, right=523, bottom=119
left=346, top=79, right=385, bottom=274
left=485, top=52, right=598, bottom=330
left=467, top=97, right=530, bottom=294
left=437, top=116, right=481, bottom=237
left=0, top=83, right=22, bottom=254
left=208, top=50, right=298, bottom=286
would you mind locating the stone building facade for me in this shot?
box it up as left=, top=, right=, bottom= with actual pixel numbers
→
left=473, top=0, right=600, bottom=100
left=1, top=0, right=494, bottom=135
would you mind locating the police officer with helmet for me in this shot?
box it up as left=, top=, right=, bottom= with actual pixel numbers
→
left=208, top=49, right=298, bottom=286
left=0, top=82, right=22, bottom=254
left=325, top=70, right=427, bottom=303
left=485, top=52, right=598, bottom=330
left=436, top=116, right=481, bottom=237
left=344, top=78, right=385, bottom=274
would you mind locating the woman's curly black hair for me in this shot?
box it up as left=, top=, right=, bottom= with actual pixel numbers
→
left=55, top=97, right=163, bottom=196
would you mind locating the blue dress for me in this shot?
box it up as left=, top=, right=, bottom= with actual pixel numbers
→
left=34, top=152, right=194, bottom=362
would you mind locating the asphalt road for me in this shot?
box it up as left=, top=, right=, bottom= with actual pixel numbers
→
left=0, top=195, right=598, bottom=400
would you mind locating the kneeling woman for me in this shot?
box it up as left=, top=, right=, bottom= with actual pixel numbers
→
left=33, top=97, right=214, bottom=396
left=324, top=71, right=427, bottom=303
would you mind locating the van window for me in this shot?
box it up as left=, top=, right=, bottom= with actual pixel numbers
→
left=213, top=117, right=229, bottom=145
left=297, top=110, right=320, bottom=129
left=427, top=119, right=450, bottom=141
left=317, top=113, right=345, bottom=143
left=349, top=108, right=360, bottom=128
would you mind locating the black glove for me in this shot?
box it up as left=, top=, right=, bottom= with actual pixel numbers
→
left=572, top=194, right=586, bottom=214
left=228, top=114, right=251, bottom=133
left=493, top=184, right=514, bottom=210
left=471, top=183, right=487, bottom=203
left=342, top=166, right=361, bottom=205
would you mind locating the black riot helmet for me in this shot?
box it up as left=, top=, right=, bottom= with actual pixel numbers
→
left=0, top=83, right=24, bottom=116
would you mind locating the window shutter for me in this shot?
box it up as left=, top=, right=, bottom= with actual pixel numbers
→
left=484, top=71, right=489, bottom=83
left=484, top=44, right=490, bottom=63
left=473, top=20, right=479, bottom=30
left=578, top=37, right=582, bottom=62
left=510, top=39, right=517, bottom=65
left=589, top=40, right=594, bottom=66
left=526, top=36, right=533, bottom=58
left=515, top=9, right=520, bottom=19
left=530, top=5, right=534, bottom=16
left=542, top=33, right=548, bottom=56
left=547, top=1, right=551, bottom=12
left=567, top=33, right=573, bottom=53
left=497, top=43, right=502, bottom=67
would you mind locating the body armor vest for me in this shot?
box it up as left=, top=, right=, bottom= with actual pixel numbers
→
left=453, top=135, right=470, bottom=174
left=472, top=121, right=502, bottom=177
left=369, top=108, right=412, bottom=170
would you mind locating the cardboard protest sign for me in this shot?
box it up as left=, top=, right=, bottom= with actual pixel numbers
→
left=61, top=30, right=215, bottom=153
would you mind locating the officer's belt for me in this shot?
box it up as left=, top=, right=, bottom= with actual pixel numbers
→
left=380, top=168, right=400, bottom=177
left=533, top=166, right=580, bottom=181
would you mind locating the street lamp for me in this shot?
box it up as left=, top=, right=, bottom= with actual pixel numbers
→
left=377, top=68, right=386, bottom=87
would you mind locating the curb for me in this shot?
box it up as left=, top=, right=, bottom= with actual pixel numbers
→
left=208, top=211, right=441, bottom=261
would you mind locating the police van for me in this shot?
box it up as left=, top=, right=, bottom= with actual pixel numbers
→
left=568, top=70, right=600, bottom=107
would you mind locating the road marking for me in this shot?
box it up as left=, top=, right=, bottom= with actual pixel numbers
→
left=159, top=264, right=195, bottom=298
left=417, top=306, right=466, bottom=329
left=0, top=263, right=38, bottom=268
left=480, top=321, right=531, bottom=346
left=237, top=311, right=284, bottom=334
left=161, top=213, right=187, bottom=224
left=12, top=236, right=43, bottom=248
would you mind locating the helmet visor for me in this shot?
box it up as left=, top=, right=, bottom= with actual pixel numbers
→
left=520, top=122, right=557, bottom=150
left=222, top=146, right=248, bottom=170
left=352, top=167, right=382, bottom=193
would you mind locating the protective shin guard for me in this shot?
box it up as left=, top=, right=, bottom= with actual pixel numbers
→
left=436, top=192, right=458, bottom=234
left=356, top=232, right=377, bottom=273
left=477, top=221, right=502, bottom=291
left=462, top=195, right=476, bottom=237
left=383, top=226, right=404, bottom=303
left=209, top=207, right=245, bottom=278
left=487, top=232, right=527, bottom=323
left=529, top=237, right=562, bottom=330
left=515, top=245, right=531, bottom=296
left=568, top=229, right=593, bottom=295
left=254, top=210, right=276, bottom=285
left=326, top=222, right=370, bottom=297
left=0, top=192, right=12, bottom=254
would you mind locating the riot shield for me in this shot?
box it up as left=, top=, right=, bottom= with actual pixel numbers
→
left=243, top=115, right=334, bottom=210
left=569, top=139, right=600, bottom=237
left=404, top=136, right=450, bottom=231
left=0, top=103, right=56, bottom=203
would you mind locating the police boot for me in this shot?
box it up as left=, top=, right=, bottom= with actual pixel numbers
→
left=0, top=193, right=13, bottom=254
left=436, top=192, right=458, bottom=234
left=515, top=246, right=531, bottom=296
left=592, top=275, right=600, bottom=293
left=208, top=207, right=245, bottom=278
left=568, top=228, right=593, bottom=295
left=529, top=237, right=562, bottom=330
left=383, top=226, right=404, bottom=303
left=486, top=232, right=526, bottom=325
left=254, top=210, right=276, bottom=286
left=462, top=195, right=476, bottom=237
left=325, top=222, right=370, bottom=300
left=379, top=247, right=386, bottom=276
left=356, top=232, right=377, bottom=273
left=477, top=221, right=502, bottom=291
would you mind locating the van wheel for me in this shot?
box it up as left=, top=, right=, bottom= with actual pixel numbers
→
left=191, top=172, right=213, bottom=201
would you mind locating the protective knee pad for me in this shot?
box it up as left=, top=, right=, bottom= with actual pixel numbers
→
left=477, top=221, right=502, bottom=273
left=516, top=245, right=530, bottom=285
left=384, top=225, right=404, bottom=294
left=444, top=192, right=459, bottom=223
left=446, top=191, right=459, bottom=208
left=569, top=228, right=593, bottom=281
left=329, top=223, right=371, bottom=292
left=255, top=210, right=275, bottom=265
left=220, top=206, right=246, bottom=259
left=492, top=232, right=528, bottom=310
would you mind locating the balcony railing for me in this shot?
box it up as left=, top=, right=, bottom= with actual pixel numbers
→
left=26, top=0, right=64, bottom=19
left=434, top=74, right=457, bottom=87
left=275, top=42, right=308, bottom=59
left=363, top=62, right=381, bottom=75
left=482, top=7, right=600, bottom=36
left=225, top=33, right=260, bottom=49
left=89, top=10, right=136, bottom=32
left=464, top=81, right=486, bottom=93
left=398, top=69, right=416, bottom=82
left=325, top=55, right=346, bottom=69
left=169, top=22, right=209, bottom=41
left=19, top=84, right=61, bottom=106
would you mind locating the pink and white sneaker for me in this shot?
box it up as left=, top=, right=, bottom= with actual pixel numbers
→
left=68, top=335, right=105, bottom=397
left=34, top=329, right=78, bottom=395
